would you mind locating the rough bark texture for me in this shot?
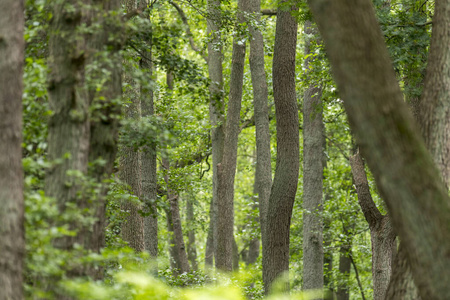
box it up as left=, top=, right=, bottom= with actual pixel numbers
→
left=308, top=0, right=450, bottom=298
left=419, top=0, right=450, bottom=187
left=120, top=66, right=144, bottom=252
left=302, top=20, right=324, bottom=296
left=0, top=0, right=25, bottom=298
left=350, top=152, right=396, bottom=300
left=248, top=0, right=272, bottom=252
left=205, top=0, right=225, bottom=268
left=140, top=39, right=158, bottom=259
left=262, top=2, right=299, bottom=293
left=87, top=0, right=123, bottom=259
left=46, top=0, right=92, bottom=257
left=215, top=0, right=247, bottom=271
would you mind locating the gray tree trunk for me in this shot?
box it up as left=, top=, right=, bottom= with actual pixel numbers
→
left=0, top=0, right=24, bottom=298
left=302, top=20, right=324, bottom=297
left=350, top=152, right=396, bottom=300
left=186, top=197, right=198, bottom=271
left=248, top=0, right=272, bottom=254
left=140, top=40, right=158, bottom=259
left=205, top=0, right=225, bottom=269
left=215, top=0, right=248, bottom=271
left=262, top=2, right=299, bottom=293
left=336, top=237, right=351, bottom=300
left=307, top=0, right=450, bottom=297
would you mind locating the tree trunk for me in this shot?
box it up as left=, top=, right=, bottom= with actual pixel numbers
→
left=120, top=64, right=144, bottom=252
left=262, top=2, right=299, bottom=293
left=140, top=37, right=158, bottom=259
left=350, top=152, right=396, bottom=300
left=206, top=0, right=225, bottom=269
left=162, top=159, right=190, bottom=275
left=87, top=0, right=123, bottom=260
left=302, top=20, right=324, bottom=296
left=0, top=0, right=24, bottom=298
left=215, top=0, right=248, bottom=271
left=248, top=0, right=272, bottom=255
left=336, top=238, right=351, bottom=300
left=307, top=0, right=450, bottom=297
left=186, top=197, right=198, bottom=271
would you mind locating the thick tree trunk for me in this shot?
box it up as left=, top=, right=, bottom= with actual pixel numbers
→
left=206, top=0, right=225, bottom=269
left=87, top=0, right=123, bottom=259
left=262, top=2, right=299, bottom=293
left=120, top=66, right=144, bottom=252
left=248, top=0, right=272, bottom=253
left=215, top=0, right=248, bottom=271
left=302, top=20, right=324, bottom=296
left=0, top=0, right=25, bottom=298
left=140, top=40, right=158, bottom=259
left=307, top=0, right=450, bottom=298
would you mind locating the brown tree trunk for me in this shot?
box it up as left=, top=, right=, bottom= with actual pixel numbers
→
left=262, top=2, right=299, bottom=293
left=302, top=20, right=324, bottom=297
left=0, top=0, right=25, bottom=298
left=248, top=0, right=272, bottom=256
left=307, top=0, right=450, bottom=298
left=186, top=197, right=198, bottom=271
left=336, top=238, right=351, bottom=300
left=215, top=0, right=248, bottom=271
left=206, top=0, right=225, bottom=269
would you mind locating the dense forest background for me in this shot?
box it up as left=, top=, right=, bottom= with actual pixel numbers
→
left=1, top=0, right=449, bottom=299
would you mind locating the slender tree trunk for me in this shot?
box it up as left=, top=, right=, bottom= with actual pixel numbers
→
left=0, top=0, right=25, bottom=298
left=206, top=0, right=225, bottom=269
left=186, top=197, right=198, bottom=271
left=248, top=0, right=272, bottom=256
left=350, top=152, right=396, bottom=300
left=262, top=2, right=299, bottom=293
left=162, top=159, right=190, bottom=275
left=215, top=0, right=248, bottom=271
left=336, top=237, right=351, bottom=300
left=307, top=0, right=450, bottom=297
left=302, top=20, right=324, bottom=297
left=140, top=37, right=158, bottom=259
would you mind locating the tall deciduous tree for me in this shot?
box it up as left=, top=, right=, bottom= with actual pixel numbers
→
left=262, top=1, right=299, bottom=293
left=248, top=0, right=272, bottom=261
left=215, top=0, right=248, bottom=271
left=308, top=0, right=450, bottom=298
left=0, top=0, right=25, bottom=298
left=302, top=20, right=324, bottom=296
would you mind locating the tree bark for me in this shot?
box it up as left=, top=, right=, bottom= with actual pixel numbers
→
left=302, top=20, right=324, bottom=296
left=248, top=0, right=272, bottom=256
left=262, top=2, right=299, bottom=293
left=307, top=0, right=450, bottom=298
left=336, top=236, right=351, bottom=300
left=206, top=0, right=225, bottom=269
left=350, top=152, right=396, bottom=300
left=215, top=0, right=248, bottom=271
left=0, top=0, right=25, bottom=298
left=186, top=197, right=198, bottom=271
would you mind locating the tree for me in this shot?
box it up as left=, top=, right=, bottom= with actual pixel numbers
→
left=215, top=0, right=248, bottom=271
left=307, top=0, right=450, bottom=298
left=302, top=20, right=324, bottom=296
left=0, top=0, right=25, bottom=298
left=262, top=1, right=299, bottom=293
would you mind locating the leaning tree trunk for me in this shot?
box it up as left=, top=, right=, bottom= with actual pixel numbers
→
left=262, top=1, right=299, bottom=293
left=248, top=0, right=272, bottom=258
left=307, top=0, right=450, bottom=298
left=302, top=20, right=324, bottom=297
left=350, top=152, right=396, bottom=300
left=0, top=0, right=25, bottom=298
left=215, top=0, right=248, bottom=271
left=205, top=0, right=225, bottom=269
